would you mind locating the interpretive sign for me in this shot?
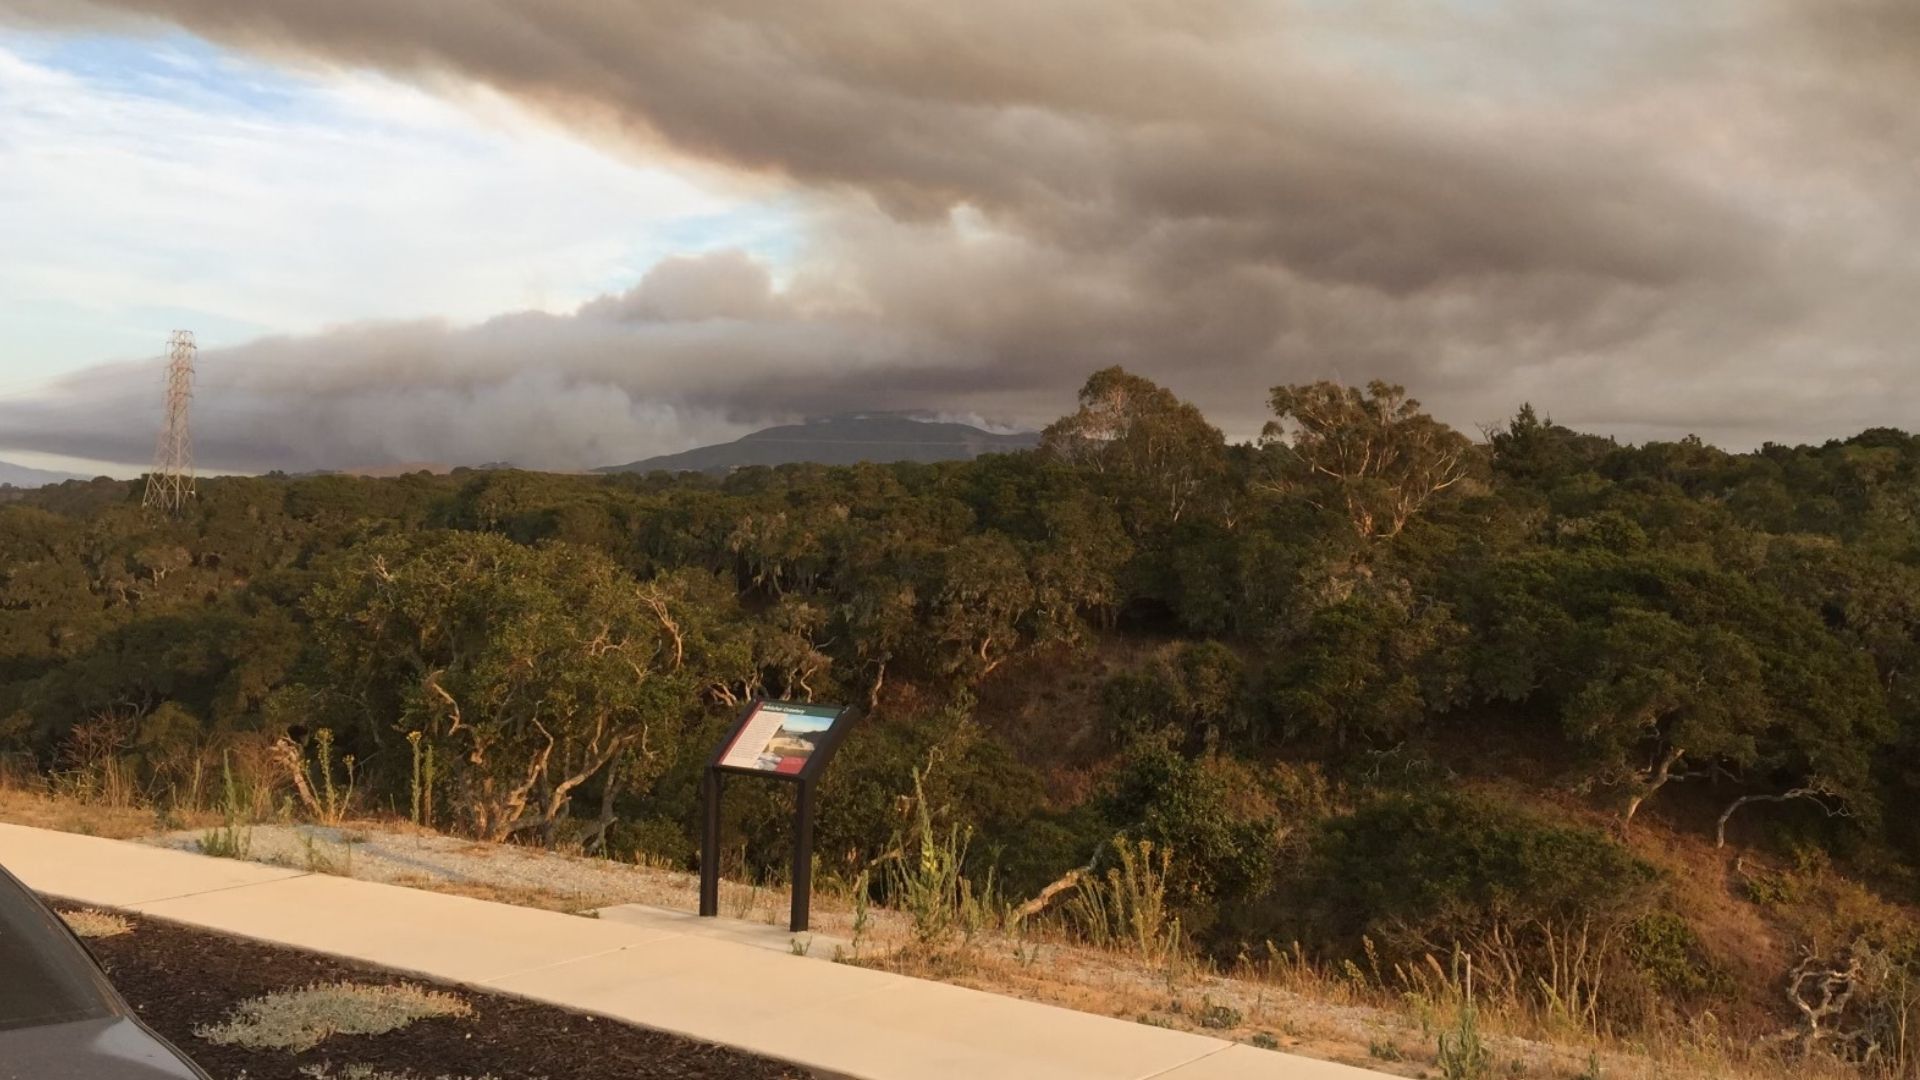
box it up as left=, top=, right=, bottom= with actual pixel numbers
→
left=715, top=701, right=843, bottom=777
left=700, top=699, right=856, bottom=932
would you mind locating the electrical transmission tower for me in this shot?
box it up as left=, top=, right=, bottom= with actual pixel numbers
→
left=142, top=330, right=197, bottom=514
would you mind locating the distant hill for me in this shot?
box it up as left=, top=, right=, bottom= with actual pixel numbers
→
left=598, top=417, right=1041, bottom=475
left=0, top=460, right=84, bottom=488
left=337, top=462, right=455, bottom=478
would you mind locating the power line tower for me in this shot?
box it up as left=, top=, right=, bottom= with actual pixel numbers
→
left=142, top=330, right=197, bottom=514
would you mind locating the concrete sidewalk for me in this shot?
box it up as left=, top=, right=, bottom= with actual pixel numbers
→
left=1, top=822, right=1386, bottom=1080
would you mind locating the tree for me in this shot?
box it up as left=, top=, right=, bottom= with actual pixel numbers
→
left=1486, top=404, right=1614, bottom=487
left=1026, top=492, right=1132, bottom=636
left=305, top=531, right=696, bottom=841
left=1041, top=367, right=1227, bottom=525
left=757, top=595, right=834, bottom=702
left=1266, top=583, right=1465, bottom=750
left=1562, top=610, right=1770, bottom=827
left=837, top=572, right=919, bottom=710
left=1261, top=380, right=1475, bottom=540
left=1100, top=641, right=1249, bottom=751
left=929, top=533, right=1034, bottom=679
left=1461, top=550, right=1890, bottom=829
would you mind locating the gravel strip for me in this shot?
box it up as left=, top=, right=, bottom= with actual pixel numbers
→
left=146, top=824, right=711, bottom=913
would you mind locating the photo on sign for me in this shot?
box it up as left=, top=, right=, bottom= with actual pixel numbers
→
left=719, top=707, right=838, bottom=776
left=755, top=712, right=832, bottom=774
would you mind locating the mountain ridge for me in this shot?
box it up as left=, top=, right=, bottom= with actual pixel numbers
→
left=598, top=416, right=1040, bottom=475
left=0, top=460, right=86, bottom=488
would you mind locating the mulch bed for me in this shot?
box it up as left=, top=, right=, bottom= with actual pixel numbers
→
left=70, top=909, right=812, bottom=1080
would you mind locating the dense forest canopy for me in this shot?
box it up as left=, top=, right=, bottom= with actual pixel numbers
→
left=6, top=369, right=1920, bottom=1044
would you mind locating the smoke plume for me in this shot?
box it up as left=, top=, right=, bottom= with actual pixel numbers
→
left=3, top=0, right=1918, bottom=470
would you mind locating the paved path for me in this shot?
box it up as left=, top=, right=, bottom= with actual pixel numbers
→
left=1, top=823, right=1387, bottom=1080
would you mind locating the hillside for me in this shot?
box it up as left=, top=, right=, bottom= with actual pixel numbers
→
left=598, top=416, right=1040, bottom=474
left=0, top=459, right=84, bottom=488
left=4, top=370, right=1920, bottom=1079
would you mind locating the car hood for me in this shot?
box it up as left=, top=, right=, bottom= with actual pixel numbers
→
left=0, top=1016, right=207, bottom=1080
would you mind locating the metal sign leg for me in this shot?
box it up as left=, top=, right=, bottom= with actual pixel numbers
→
left=699, top=769, right=721, bottom=918
left=790, top=781, right=814, bottom=933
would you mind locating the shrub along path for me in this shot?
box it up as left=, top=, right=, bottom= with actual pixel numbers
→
left=1, top=822, right=1388, bottom=1080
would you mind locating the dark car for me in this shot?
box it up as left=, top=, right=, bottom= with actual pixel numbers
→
left=0, top=863, right=209, bottom=1079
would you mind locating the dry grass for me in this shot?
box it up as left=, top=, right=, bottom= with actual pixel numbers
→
left=60, top=908, right=133, bottom=938
left=853, top=906, right=1859, bottom=1080
left=0, top=783, right=168, bottom=840
left=194, top=982, right=471, bottom=1052
left=3, top=786, right=1883, bottom=1080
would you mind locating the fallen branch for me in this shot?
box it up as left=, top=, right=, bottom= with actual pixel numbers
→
left=1011, top=836, right=1121, bottom=923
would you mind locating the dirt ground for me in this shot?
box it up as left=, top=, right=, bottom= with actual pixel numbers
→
left=74, top=910, right=811, bottom=1080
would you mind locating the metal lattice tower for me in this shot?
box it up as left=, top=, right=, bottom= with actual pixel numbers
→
left=142, top=330, right=197, bottom=514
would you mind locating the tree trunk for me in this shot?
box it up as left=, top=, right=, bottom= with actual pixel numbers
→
left=1622, top=745, right=1686, bottom=830
left=867, top=659, right=887, bottom=713
left=583, top=755, right=623, bottom=856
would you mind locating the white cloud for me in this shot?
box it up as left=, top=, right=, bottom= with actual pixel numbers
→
left=0, top=31, right=792, bottom=379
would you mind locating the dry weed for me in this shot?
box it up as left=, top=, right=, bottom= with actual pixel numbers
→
left=195, top=982, right=470, bottom=1052
left=60, top=908, right=133, bottom=938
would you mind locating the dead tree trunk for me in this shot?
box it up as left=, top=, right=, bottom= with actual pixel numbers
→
left=1781, top=948, right=1864, bottom=1056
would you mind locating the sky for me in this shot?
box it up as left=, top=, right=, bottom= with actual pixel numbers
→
left=0, top=1, right=1914, bottom=476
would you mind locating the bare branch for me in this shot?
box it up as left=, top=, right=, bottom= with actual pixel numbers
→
left=1717, top=785, right=1847, bottom=849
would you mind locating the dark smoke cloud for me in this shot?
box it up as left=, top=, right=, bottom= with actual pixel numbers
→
left=3, top=0, right=1918, bottom=470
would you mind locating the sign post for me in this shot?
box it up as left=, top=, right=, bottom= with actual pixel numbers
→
left=699, top=699, right=856, bottom=933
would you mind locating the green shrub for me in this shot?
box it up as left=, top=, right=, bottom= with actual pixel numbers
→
left=806, top=693, right=1045, bottom=885
left=1100, top=739, right=1278, bottom=926
left=1302, top=792, right=1658, bottom=949
left=885, top=769, right=994, bottom=948
left=1625, top=911, right=1725, bottom=1000
left=1100, top=668, right=1182, bottom=747
left=1280, top=792, right=1664, bottom=1023
left=1435, top=1000, right=1494, bottom=1080
left=610, top=816, right=696, bottom=868
left=991, top=804, right=1111, bottom=903
left=1198, top=998, right=1243, bottom=1029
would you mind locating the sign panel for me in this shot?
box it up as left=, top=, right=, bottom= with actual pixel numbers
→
left=703, top=698, right=857, bottom=931
left=717, top=701, right=843, bottom=776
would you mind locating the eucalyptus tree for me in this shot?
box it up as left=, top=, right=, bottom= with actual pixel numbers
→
left=1262, top=380, right=1477, bottom=541
left=1040, top=366, right=1228, bottom=527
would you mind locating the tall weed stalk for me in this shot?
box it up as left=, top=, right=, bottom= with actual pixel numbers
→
left=1067, top=837, right=1182, bottom=968
left=886, top=768, right=990, bottom=949
left=197, top=752, right=252, bottom=860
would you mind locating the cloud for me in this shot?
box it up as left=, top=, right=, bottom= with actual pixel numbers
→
left=0, top=251, right=975, bottom=471
left=0, top=29, right=780, bottom=377
left=3, top=0, right=1918, bottom=470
